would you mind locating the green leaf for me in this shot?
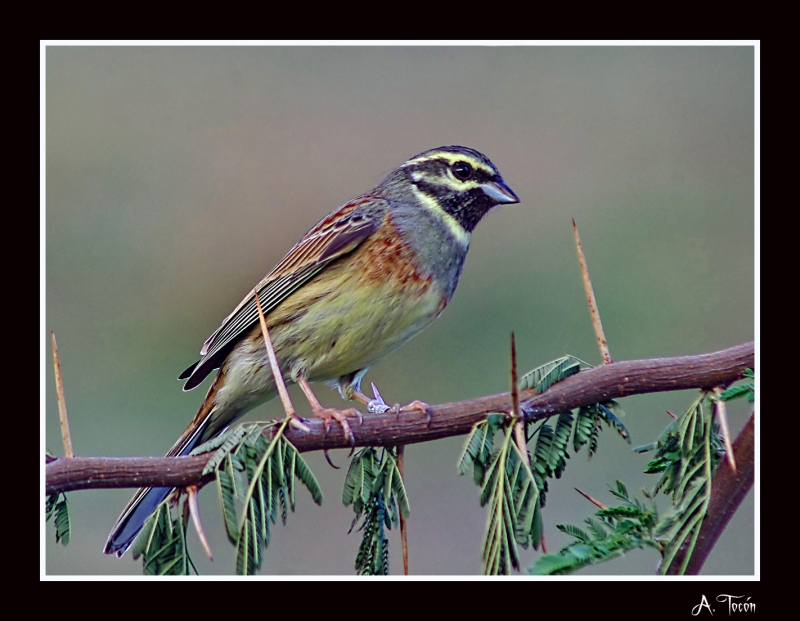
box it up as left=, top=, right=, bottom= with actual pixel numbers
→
left=597, top=506, right=644, bottom=519
left=588, top=409, right=602, bottom=457
left=637, top=391, right=719, bottom=574
left=528, top=480, right=663, bottom=575
left=574, top=406, right=594, bottom=452
left=361, top=449, right=376, bottom=505
left=458, top=419, right=499, bottom=485
left=284, top=443, right=297, bottom=510
left=342, top=449, right=367, bottom=506
left=548, top=411, right=573, bottom=478
left=46, top=492, right=71, bottom=546
left=518, top=355, right=586, bottom=393
left=217, top=463, right=240, bottom=545
left=529, top=551, right=585, bottom=575
left=480, top=451, right=502, bottom=507
left=195, top=426, right=250, bottom=474
left=480, top=426, right=528, bottom=574
left=586, top=517, right=609, bottom=541
left=346, top=446, right=410, bottom=575
left=53, top=494, right=70, bottom=546
left=131, top=508, right=160, bottom=560
left=292, top=447, right=322, bottom=505
left=45, top=493, right=57, bottom=521
left=174, top=418, right=323, bottom=576
left=557, top=522, right=592, bottom=543
left=719, top=383, right=754, bottom=402
left=458, top=422, right=484, bottom=475
left=598, top=402, right=630, bottom=443
left=389, top=459, right=411, bottom=518
left=533, top=423, right=553, bottom=474
left=136, top=501, right=193, bottom=575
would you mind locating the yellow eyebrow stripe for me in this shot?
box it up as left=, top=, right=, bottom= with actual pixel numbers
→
left=410, top=185, right=471, bottom=246
left=403, top=152, right=495, bottom=177
left=411, top=169, right=482, bottom=192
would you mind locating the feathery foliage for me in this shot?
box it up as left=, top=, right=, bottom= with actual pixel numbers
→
left=458, top=355, right=631, bottom=574
left=574, top=401, right=630, bottom=457
left=719, top=368, right=754, bottom=403
left=479, top=424, right=542, bottom=574
left=529, top=481, right=660, bottom=575
left=343, top=447, right=409, bottom=575
left=131, top=419, right=322, bottom=575
left=536, top=370, right=755, bottom=575
left=518, top=355, right=586, bottom=393
left=458, top=413, right=505, bottom=485
left=45, top=492, right=70, bottom=546
left=636, top=392, right=725, bottom=574
left=132, top=499, right=196, bottom=575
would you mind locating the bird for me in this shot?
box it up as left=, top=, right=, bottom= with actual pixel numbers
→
left=104, top=145, right=519, bottom=556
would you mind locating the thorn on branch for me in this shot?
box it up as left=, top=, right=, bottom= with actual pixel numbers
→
left=572, top=219, right=612, bottom=365
left=187, top=485, right=213, bottom=561
left=253, top=288, right=297, bottom=420
left=713, top=386, right=736, bottom=473
left=574, top=487, right=608, bottom=510
left=510, top=332, right=527, bottom=459
left=51, top=331, right=74, bottom=458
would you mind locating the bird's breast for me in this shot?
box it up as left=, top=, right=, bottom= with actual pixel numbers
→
left=265, top=213, right=451, bottom=382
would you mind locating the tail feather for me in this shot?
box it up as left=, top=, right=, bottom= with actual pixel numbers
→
left=105, top=364, right=245, bottom=557
left=103, top=485, right=174, bottom=557
left=103, top=415, right=211, bottom=556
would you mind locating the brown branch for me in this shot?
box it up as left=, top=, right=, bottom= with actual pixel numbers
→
left=46, top=341, right=753, bottom=496
left=397, top=445, right=409, bottom=576
left=664, top=411, right=755, bottom=575
left=47, top=455, right=216, bottom=495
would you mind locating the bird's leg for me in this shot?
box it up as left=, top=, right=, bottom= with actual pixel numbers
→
left=296, top=377, right=360, bottom=445
left=351, top=382, right=433, bottom=425
left=348, top=383, right=393, bottom=415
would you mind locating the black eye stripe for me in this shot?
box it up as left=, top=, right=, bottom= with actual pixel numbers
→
left=408, top=156, right=494, bottom=184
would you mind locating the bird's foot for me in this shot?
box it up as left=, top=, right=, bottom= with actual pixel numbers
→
left=312, top=406, right=361, bottom=446
left=397, top=400, right=433, bottom=426
left=297, top=376, right=361, bottom=446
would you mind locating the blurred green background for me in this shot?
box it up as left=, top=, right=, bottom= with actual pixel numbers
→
left=45, top=45, right=755, bottom=576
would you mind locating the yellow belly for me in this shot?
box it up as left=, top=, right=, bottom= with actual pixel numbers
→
left=269, top=258, right=444, bottom=382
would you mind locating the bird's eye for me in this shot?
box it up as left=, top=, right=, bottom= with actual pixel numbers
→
left=451, top=162, right=473, bottom=181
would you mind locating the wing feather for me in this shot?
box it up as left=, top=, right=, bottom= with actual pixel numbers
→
left=181, top=198, right=383, bottom=390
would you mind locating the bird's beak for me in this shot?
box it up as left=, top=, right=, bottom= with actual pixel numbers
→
left=481, top=179, right=520, bottom=204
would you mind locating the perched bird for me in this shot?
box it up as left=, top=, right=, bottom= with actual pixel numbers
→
left=104, top=145, right=519, bottom=556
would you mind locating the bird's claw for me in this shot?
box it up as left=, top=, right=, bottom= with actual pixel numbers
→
left=402, top=399, right=433, bottom=426
left=312, top=407, right=358, bottom=447
left=323, top=449, right=340, bottom=469
left=288, top=415, right=312, bottom=432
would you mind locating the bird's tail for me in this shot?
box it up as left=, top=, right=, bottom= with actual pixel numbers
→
left=104, top=385, right=220, bottom=557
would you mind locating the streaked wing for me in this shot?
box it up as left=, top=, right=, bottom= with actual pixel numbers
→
left=181, top=197, right=382, bottom=390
